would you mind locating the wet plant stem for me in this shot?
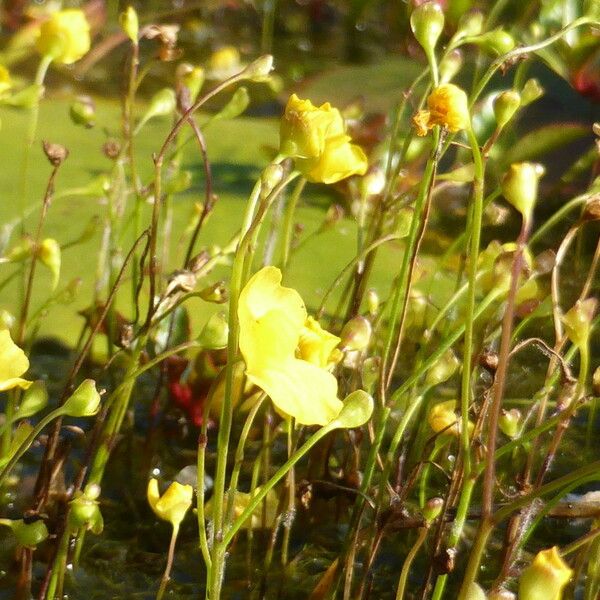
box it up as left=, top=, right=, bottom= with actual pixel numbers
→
left=457, top=216, right=532, bottom=597
left=395, top=526, right=428, bottom=600
left=156, top=525, right=179, bottom=600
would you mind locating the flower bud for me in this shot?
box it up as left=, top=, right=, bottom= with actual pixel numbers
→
left=439, top=49, right=463, bottom=84
left=423, top=497, right=444, bottom=523
left=425, top=350, right=460, bottom=388
left=261, top=163, right=285, bottom=198
left=69, top=484, right=103, bottom=534
left=176, top=63, right=205, bottom=104
left=361, top=356, right=380, bottom=394
left=499, top=408, right=521, bottom=438
left=562, top=298, right=597, bottom=349
left=501, top=162, right=544, bottom=223
left=0, top=310, right=15, bottom=330
left=42, top=141, right=68, bottom=167
left=592, top=366, right=600, bottom=396
left=519, top=546, right=572, bottom=600
left=198, top=281, right=227, bottom=304
left=339, top=316, right=372, bottom=352
left=410, top=2, right=445, bottom=56
left=212, top=86, right=249, bottom=122
left=61, top=379, right=101, bottom=418
left=70, top=95, right=96, bottom=128
left=414, top=83, right=470, bottom=136
left=136, top=88, right=176, bottom=133
left=39, top=238, right=61, bottom=290
left=147, top=478, right=193, bottom=529
left=464, top=583, right=487, bottom=600
left=332, top=390, right=374, bottom=429
left=0, top=518, right=49, bottom=547
left=457, top=12, right=483, bottom=37
left=493, top=90, right=521, bottom=130
left=198, top=312, right=229, bottom=349
left=119, top=6, right=139, bottom=43
left=15, top=381, right=48, bottom=420
left=521, top=79, right=544, bottom=106
left=359, top=167, right=385, bottom=198
left=476, top=29, right=515, bottom=55
left=242, top=54, right=274, bottom=82
left=36, top=9, right=91, bottom=65
left=366, top=289, right=379, bottom=316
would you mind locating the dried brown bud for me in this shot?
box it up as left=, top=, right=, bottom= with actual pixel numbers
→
left=582, top=198, right=600, bottom=222
left=480, top=349, right=499, bottom=373
left=42, top=140, right=69, bottom=166
left=103, top=139, right=121, bottom=160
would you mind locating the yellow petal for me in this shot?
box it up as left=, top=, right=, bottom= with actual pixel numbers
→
left=298, top=316, right=340, bottom=368
left=36, top=9, right=90, bottom=65
left=247, top=358, right=342, bottom=426
left=298, top=135, right=368, bottom=184
left=147, top=478, right=161, bottom=515
left=147, top=478, right=193, bottom=528
left=239, top=267, right=306, bottom=372
left=0, top=330, right=31, bottom=390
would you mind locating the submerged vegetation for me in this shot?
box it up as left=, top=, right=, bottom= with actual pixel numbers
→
left=0, top=0, right=599, bottom=598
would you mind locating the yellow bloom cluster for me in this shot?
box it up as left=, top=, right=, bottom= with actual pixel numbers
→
left=36, top=9, right=90, bottom=65
left=413, top=83, right=470, bottom=136
left=280, top=94, right=368, bottom=184
left=238, top=267, right=343, bottom=425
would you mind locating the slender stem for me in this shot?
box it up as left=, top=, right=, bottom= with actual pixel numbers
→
left=156, top=525, right=179, bottom=600
left=280, top=177, right=305, bottom=269
left=395, top=527, right=428, bottom=600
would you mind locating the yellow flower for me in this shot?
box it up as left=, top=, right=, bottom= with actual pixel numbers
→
left=36, top=9, right=91, bottom=65
left=413, top=83, right=470, bottom=136
left=0, top=65, right=11, bottom=96
left=519, top=546, right=572, bottom=600
left=238, top=267, right=343, bottom=425
left=280, top=94, right=368, bottom=184
left=298, top=316, right=341, bottom=368
left=147, top=478, right=193, bottom=529
left=207, top=46, right=242, bottom=79
left=428, top=400, right=472, bottom=437
left=0, top=329, right=32, bottom=392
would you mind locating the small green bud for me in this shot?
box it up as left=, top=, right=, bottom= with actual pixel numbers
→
left=0, top=310, right=15, bottom=330
left=521, top=79, right=544, bottom=106
left=332, top=390, right=374, bottom=429
left=499, top=408, right=521, bottom=438
left=260, top=163, right=285, bottom=198
left=464, top=583, right=487, bottom=600
left=456, top=12, right=483, bottom=37
left=68, top=484, right=103, bottom=534
left=562, top=298, right=597, bottom=349
left=493, top=90, right=521, bottom=129
left=39, top=238, right=61, bottom=290
left=361, top=356, right=380, bottom=395
left=592, top=366, right=600, bottom=396
left=476, top=29, right=515, bottom=55
left=61, top=379, right=101, bottom=418
left=7, top=519, right=49, bottom=547
left=422, top=497, right=444, bottom=523
left=69, top=95, right=96, bottom=128
left=136, top=88, right=176, bottom=133
left=14, top=381, right=48, bottom=420
left=198, top=312, right=229, bottom=349
left=359, top=168, right=385, bottom=198
left=241, top=54, right=274, bottom=81
left=425, top=349, right=459, bottom=388
left=212, top=86, right=250, bottom=122
left=119, top=6, right=139, bottom=43
left=198, top=281, right=227, bottom=303
left=366, top=288, right=379, bottom=316
left=176, top=63, right=205, bottom=104
left=339, top=316, right=372, bottom=352
left=501, top=162, right=544, bottom=223
left=439, top=49, right=463, bottom=83
left=410, top=2, right=445, bottom=56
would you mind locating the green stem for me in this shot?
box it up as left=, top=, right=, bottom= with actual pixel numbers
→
left=395, top=527, right=428, bottom=600
left=280, top=177, right=305, bottom=269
